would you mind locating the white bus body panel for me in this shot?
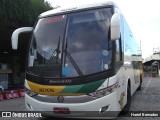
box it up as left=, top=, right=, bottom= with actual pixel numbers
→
left=39, top=1, right=118, bottom=18
left=25, top=89, right=120, bottom=118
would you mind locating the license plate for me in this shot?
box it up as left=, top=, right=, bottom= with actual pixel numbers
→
left=53, top=107, right=70, bottom=114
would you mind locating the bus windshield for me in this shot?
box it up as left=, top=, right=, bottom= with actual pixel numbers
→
left=28, top=8, right=112, bottom=78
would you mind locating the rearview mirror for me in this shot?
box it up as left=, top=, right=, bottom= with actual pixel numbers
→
left=110, top=13, right=120, bottom=41
left=11, top=27, right=33, bottom=50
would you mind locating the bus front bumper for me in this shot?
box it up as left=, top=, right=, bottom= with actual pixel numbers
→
left=25, top=90, right=120, bottom=119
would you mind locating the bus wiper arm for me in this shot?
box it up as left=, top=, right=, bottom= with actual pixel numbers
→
left=39, top=37, right=61, bottom=77
left=48, top=37, right=61, bottom=64
left=64, top=42, right=84, bottom=78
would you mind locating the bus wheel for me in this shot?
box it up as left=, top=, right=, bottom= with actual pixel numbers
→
left=137, top=82, right=142, bottom=91
left=120, top=86, right=131, bottom=115
left=137, top=75, right=142, bottom=91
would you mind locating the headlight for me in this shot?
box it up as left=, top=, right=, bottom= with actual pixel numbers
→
left=88, top=82, right=118, bottom=98
left=25, top=88, right=38, bottom=97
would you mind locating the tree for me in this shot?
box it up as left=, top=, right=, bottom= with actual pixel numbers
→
left=0, top=0, right=53, bottom=27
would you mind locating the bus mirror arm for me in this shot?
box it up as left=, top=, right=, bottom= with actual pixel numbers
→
left=110, top=13, right=120, bottom=41
left=11, top=27, right=33, bottom=50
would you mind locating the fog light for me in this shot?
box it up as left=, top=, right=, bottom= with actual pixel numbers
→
left=27, top=103, right=33, bottom=110
left=99, top=105, right=109, bottom=114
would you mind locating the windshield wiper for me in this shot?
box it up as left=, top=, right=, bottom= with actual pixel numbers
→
left=39, top=37, right=61, bottom=77
left=64, top=39, right=84, bottom=78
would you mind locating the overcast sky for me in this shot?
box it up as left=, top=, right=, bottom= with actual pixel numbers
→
left=46, top=0, right=160, bottom=59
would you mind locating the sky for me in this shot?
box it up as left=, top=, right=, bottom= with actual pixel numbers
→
left=46, top=0, right=160, bottom=59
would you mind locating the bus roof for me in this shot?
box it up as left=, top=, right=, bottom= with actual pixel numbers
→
left=39, top=0, right=118, bottom=18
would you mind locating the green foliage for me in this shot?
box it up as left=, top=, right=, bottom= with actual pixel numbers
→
left=0, top=0, right=53, bottom=26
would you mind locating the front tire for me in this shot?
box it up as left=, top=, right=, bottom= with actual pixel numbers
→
left=137, top=82, right=142, bottom=91
left=137, top=75, right=142, bottom=91
left=120, top=86, right=131, bottom=115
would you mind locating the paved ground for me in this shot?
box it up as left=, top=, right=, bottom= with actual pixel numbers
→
left=116, top=77, right=160, bottom=120
left=0, top=77, right=160, bottom=120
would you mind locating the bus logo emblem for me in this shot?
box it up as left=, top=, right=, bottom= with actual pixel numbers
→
left=57, top=96, right=64, bottom=103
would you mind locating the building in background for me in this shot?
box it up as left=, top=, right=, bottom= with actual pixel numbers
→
left=0, top=0, right=52, bottom=90
left=143, top=48, right=160, bottom=77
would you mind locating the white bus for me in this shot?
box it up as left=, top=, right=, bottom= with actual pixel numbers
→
left=11, top=0, right=143, bottom=118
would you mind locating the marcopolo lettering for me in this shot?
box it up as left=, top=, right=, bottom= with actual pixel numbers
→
left=39, top=88, right=54, bottom=92
left=49, top=79, right=72, bottom=84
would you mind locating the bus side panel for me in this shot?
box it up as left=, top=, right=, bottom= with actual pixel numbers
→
left=123, top=16, right=141, bottom=96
